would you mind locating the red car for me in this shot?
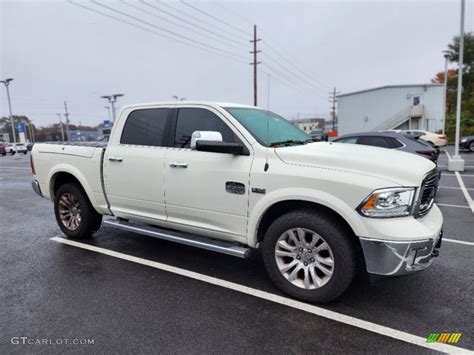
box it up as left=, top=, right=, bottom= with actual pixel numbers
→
left=0, top=143, right=6, bottom=156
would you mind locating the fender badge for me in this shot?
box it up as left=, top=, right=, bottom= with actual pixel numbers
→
left=251, top=188, right=266, bottom=195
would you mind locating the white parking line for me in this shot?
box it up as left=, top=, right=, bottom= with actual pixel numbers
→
left=442, top=173, right=474, bottom=178
left=444, top=238, right=474, bottom=246
left=0, top=166, right=30, bottom=170
left=455, top=172, right=474, bottom=213
left=50, top=236, right=472, bottom=354
left=437, top=203, right=470, bottom=209
left=439, top=185, right=474, bottom=191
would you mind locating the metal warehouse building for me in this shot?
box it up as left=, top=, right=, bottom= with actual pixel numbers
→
left=337, top=84, right=444, bottom=135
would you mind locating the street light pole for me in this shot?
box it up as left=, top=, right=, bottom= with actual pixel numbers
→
left=100, top=94, right=123, bottom=123
left=104, top=106, right=111, bottom=121
left=0, top=78, right=16, bottom=144
left=57, top=113, right=65, bottom=141
left=449, top=0, right=466, bottom=172
left=442, top=52, right=449, bottom=135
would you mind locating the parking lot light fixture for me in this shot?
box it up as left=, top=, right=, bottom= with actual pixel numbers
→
left=100, top=94, right=124, bottom=123
left=0, top=78, right=17, bottom=145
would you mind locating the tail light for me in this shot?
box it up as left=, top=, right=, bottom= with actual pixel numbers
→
left=416, top=150, right=435, bottom=157
left=30, top=154, right=36, bottom=175
left=438, top=135, right=446, bottom=140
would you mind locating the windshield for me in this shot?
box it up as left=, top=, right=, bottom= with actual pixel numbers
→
left=226, top=107, right=310, bottom=147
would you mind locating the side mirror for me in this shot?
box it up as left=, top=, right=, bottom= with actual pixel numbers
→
left=191, top=131, right=223, bottom=150
left=196, top=140, right=246, bottom=155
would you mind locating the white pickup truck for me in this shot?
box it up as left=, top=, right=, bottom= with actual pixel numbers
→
left=31, top=102, right=443, bottom=302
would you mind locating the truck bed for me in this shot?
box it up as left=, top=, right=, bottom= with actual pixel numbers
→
left=32, top=142, right=110, bottom=215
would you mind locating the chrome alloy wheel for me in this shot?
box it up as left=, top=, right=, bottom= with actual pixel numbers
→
left=275, top=228, right=335, bottom=289
left=58, top=193, right=82, bottom=231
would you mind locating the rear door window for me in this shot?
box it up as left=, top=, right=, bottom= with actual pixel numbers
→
left=335, top=137, right=358, bottom=144
left=121, top=108, right=170, bottom=146
left=358, top=136, right=392, bottom=149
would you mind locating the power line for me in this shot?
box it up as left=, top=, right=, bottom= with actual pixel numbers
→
left=261, top=52, right=329, bottom=95
left=180, top=0, right=252, bottom=37
left=67, top=1, right=323, bottom=102
left=135, top=1, right=248, bottom=49
left=156, top=0, right=249, bottom=43
left=90, top=0, right=249, bottom=60
left=210, top=2, right=333, bottom=90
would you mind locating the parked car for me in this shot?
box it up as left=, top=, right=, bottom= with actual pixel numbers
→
left=0, top=143, right=6, bottom=156
left=333, top=132, right=440, bottom=163
left=31, top=102, right=443, bottom=303
left=309, top=128, right=328, bottom=142
left=459, top=135, right=474, bottom=152
left=402, top=130, right=447, bottom=147
left=5, top=143, right=28, bottom=155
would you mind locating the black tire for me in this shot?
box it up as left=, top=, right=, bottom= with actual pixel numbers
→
left=54, top=183, right=102, bottom=239
left=261, top=209, right=357, bottom=303
left=469, top=141, right=474, bottom=152
left=23, top=151, right=27, bottom=155
left=1, top=153, right=5, bottom=156
left=10, top=151, right=15, bottom=155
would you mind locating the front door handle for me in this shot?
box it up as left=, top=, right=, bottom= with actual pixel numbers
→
left=169, top=162, right=188, bottom=168
left=108, top=156, right=123, bottom=162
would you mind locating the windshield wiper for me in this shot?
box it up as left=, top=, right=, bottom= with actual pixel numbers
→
left=269, top=139, right=312, bottom=147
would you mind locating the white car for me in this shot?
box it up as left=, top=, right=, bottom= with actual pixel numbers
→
left=5, top=143, right=28, bottom=155
left=30, top=102, right=443, bottom=303
left=403, top=130, right=447, bottom=147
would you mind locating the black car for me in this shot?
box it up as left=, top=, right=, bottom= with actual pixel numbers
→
left=459, top=135, right=474, bottom=152
left=333, top=131, right=439, bottom=163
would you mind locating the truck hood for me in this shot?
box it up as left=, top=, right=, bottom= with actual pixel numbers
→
left=274, top=142, right=435, bottom=186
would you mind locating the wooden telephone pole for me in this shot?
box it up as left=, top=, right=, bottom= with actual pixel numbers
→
left=250, top=25, right=261, bottom=106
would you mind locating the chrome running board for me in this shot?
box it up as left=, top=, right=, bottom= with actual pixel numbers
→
left=103, top=217, right=251, bottom=259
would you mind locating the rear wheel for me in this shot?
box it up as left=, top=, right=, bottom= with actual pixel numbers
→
left=261, top=209, right=357, bottom=303
left=469, top=141, right=474, bottom=152
left=54, top=183, right=102, bottom=239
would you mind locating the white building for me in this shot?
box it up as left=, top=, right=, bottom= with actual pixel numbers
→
left=292, top=118, right=325, bottom=133
left=337, top=84, right=444, bottom=135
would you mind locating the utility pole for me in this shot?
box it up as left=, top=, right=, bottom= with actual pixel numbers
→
left=101, top=94, right=124, bottom=123
left=0, top=78, right=16, bottom=144
left=56, top=114, right=65, bottom=141
left=250, top=25, right=261, bottom=106
left=63, top=101, right=71, bottom=141
left=442, top=52, right=449, bottom=135
left=449, top=0, right=465, bottom=171
left=329, top=87, right=340, bottom=131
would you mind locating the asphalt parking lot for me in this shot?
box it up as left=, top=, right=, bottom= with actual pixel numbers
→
left=1, top=147, right=473, bottom=354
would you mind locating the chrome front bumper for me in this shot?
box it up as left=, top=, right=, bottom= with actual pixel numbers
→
left=32, top=180, right=43, bottom=198
left=359, top=230, right=442, bottom=276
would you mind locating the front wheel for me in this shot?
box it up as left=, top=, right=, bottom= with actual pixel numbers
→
left=262, top=209, right=357, bottom=303
left=54, top=183, right=102, bottom=239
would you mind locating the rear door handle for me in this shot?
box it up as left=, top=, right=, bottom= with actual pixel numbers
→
left=108, top=156, right=123, bottom=162
left=169, top=162, right=188, bottom=168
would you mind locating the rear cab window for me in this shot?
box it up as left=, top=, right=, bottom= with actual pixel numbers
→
left=121, top=108, right=170, bottom=146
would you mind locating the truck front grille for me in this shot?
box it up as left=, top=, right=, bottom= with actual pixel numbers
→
left=415, top=170, right=438, bottom=218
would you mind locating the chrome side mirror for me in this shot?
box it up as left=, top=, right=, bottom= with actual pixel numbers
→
left=191, top=131, right=223, bottom=150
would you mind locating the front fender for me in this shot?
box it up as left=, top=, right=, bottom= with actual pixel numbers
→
left=247, top=187, right=368, bottom=247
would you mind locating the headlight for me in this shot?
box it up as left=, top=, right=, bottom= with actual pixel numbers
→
left=461, top=138, right=467, bottom=143
left=357, top=187, right=415, bottom=218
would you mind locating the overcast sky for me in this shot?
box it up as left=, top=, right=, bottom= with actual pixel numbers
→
left=1, top=0, right=473, bottom=127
